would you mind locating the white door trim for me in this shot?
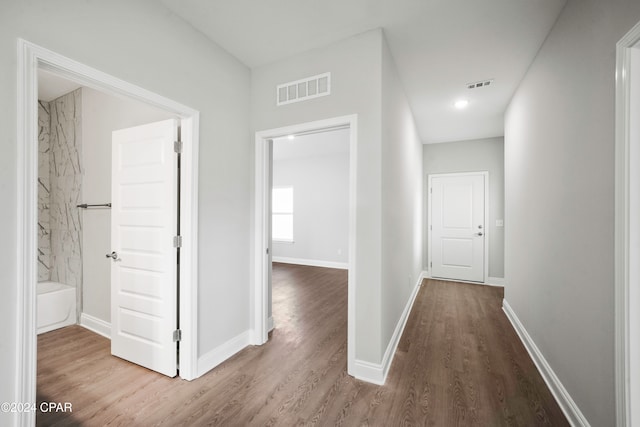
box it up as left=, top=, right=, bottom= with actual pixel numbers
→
left=427, top=171, right=489, bottom=284
left=615, top=20, right=640, bottom=427
left=16, top=39, right=200, bottom=425
left=253, top=115, right=357, bottom=375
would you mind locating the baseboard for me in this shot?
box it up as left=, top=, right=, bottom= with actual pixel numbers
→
left=80, top=313, right=111, bottom=339
left=425, top=274, right=504, bottom=287
left=197, top=330, right=252, bottom=377
left=352, top=359, right=386, bottom=385
left=268, top=316, right=274, bottom=332
left=422, top=270, right=431, bottom=279
left=272, top=256, right=348, bottom=270
left=502, top=300, right=590, bottom=427
left=353, top=272, right=424, bottom=385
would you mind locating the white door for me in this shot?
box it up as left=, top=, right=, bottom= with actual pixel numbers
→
left=430, top=173, right=486, bottom=282
left=110, top=119, right=179, bottom=377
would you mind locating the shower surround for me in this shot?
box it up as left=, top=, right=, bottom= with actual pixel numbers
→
left=37, top=89, right=83, bottom=288
left=37, top=101, right=51, bottom=281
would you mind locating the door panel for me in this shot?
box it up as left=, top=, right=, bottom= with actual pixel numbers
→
left=441, top=238, right=474, bottom=266
left=431, top=174, right=485, bottom=282
left=110, top=118, right=178, bottom=377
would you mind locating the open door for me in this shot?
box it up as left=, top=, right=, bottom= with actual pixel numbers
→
left=110, top=118, right=179, bottom=377
left=430, top=173, right=486, bottom=283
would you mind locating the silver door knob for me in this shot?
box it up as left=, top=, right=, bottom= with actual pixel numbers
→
left=106, top=251, right=118, bottom=260
left=475, top=232, right=484, bottom=236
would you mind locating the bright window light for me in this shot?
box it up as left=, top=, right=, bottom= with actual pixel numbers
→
left=272, top=187, right=293, bottom=242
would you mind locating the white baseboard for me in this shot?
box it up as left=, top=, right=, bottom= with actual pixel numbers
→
left=80, top=313, right=111, bottom=339
left=353, top=271, right=425, bottom=385
left=423, top=272, right=504, bottom=288
left=487, top=276, right=505, bottom=287
left=352, top=358, right=386, bottom=385
left=197, top=330, right=252, bottom=377
left=272, top=256, right=348, bottom=270
left=502, top=300, right=590, bottom=427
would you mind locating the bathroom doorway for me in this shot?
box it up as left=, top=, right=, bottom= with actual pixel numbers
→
left=17, top=40, right=200, bottom=425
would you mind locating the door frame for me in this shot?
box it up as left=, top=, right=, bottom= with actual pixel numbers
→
left=16, top=39, right=200, bottom=422
left=427, top=171, right=489, bottom=284
left=615, top=20, right=640, bottom=427
left=253, top=115, right=357, bottom=375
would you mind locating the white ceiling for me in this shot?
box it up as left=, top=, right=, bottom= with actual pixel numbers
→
left=161, top=0, right=566, bottom=143
left=38, top=69, right=83, bottom=102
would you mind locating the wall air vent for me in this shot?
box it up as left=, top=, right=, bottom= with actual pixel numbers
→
left=467, top=79, right=494, bottom=89
left=277, top=72, right=331, bottom=106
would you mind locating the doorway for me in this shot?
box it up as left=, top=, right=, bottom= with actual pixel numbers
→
left=17, top=40, right=200, bottom=425
left=271, top=128, right=350, bottom=269
left=428, top=172, right=489, bottom=283
left=254, top=115, right=357, bottom=375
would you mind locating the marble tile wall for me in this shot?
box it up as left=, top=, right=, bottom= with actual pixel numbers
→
left=37, top=89, right=83, bottom=287
left=37, top=101, right=51, bottom=282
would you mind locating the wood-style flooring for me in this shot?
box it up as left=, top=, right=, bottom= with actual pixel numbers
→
left=37, top=263, right=568, bottom=426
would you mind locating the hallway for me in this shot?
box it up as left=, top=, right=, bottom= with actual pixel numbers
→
left=37, top=263, right=566, bottom=425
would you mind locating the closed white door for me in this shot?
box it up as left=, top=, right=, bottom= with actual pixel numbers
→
left=430, top=173, right=485, bottom=282
left=110, top=119, right=179, bottom=377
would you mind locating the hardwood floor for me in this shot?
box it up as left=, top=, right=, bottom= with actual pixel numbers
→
left=37, top=263, right=568, bottom=426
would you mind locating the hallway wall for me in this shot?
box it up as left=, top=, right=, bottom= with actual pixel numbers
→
left=504, top=0, right=640, bottom=424
left=380, top=36, right=423, bottom=356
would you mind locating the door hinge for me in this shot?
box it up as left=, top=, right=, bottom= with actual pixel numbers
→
left=173, top=329, right=182, bottom=342
left=266, top=247, right=269, bottom=255
left=174, top=140, right=183, bottom=153
left=173, top=235, right=182, bottom=248
left=430, top=262, right=432, bottom=268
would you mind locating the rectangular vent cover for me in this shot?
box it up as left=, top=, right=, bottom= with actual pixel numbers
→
left=277, top=72, right=331, bottom=106
left=467, top=79, right=494, bottom=89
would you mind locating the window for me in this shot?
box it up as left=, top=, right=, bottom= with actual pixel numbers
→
left=272, top=187, right=293, bottom=242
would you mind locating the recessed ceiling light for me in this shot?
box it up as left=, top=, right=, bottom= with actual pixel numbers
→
left=454, top=99, right=469, bottom=109
left=287, top=135, right=295, bottom=140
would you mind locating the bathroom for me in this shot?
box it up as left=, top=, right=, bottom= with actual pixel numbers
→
left=36, top=70, right=173, bottom=337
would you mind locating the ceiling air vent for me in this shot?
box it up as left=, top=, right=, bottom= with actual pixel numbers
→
left=277, top=72, right=331, bottom=106
left=467, top=79, right=494, bottom=89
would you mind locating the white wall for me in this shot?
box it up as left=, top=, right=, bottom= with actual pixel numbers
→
left=423, top=137, right=504, bottom=278
left=0, top=0, right=250, bottom=418
left=380, top=37, right=423, bottom=355
left=81, top=86, right=174, bottom=324
left=251, top=29, right=384, bottom=362
left=504, top=0, right=640, bottom=425
left=252, top=29, right=423, bottom=367
left=272, top=130, right=349, bottom=266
